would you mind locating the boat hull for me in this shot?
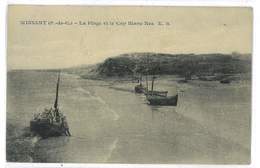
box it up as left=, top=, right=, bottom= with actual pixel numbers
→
left=145, top=90, right=168, bottom=97
left=30, top=120, right=65, bottom=138
left=147, top=94, right=178, bottom=106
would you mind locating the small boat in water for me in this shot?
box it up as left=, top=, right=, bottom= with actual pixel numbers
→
left=147, top=94, right=178, bottom=106
left=145, top=90, right=168, bottom=97
left=134, top=75, right=147, bottom=93
left=220, top=78, right=231, bottom=84
left=134, top=55, right=178, bottom=105
left=146, top=76, right=178, bottom=106
left=30, top=72, right=71, bottom=138
left=144, top=76, right=168, bottom=97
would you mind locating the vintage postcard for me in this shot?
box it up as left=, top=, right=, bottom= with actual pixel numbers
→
left=7, top=5, right=252, bottom=164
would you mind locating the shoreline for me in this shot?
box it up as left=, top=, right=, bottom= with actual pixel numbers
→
left=6, top=70, right=251, bottom=163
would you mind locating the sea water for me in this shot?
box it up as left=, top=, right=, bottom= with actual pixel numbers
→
left=6, top=71, right=251, bottom=163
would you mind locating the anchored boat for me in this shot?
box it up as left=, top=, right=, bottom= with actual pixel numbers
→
left=146, top=76, right=178, bottom=106
left=134, top=75, right=147, bottom=93
left=146, top=94, right=178, bottom=106
left=133, top=55, right=178, bottom=106
left=220, top=78, right=231, bottom=84
left=30, top=72, right=71, bottom=138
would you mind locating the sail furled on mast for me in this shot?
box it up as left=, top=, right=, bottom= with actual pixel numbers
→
left=54, top=71, right=60, bottom=109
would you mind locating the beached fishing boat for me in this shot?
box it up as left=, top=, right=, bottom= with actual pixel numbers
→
left=145, top=76, right=168, bottom=96
left=146, top=94, right=178, bottom=106
left=30, top=72, right=71, bottom=138
left=134, top=55, right=178, bottom=105
left=145, top=90, right=168, bottom=97
left=146, top=76, right=178, bottom=106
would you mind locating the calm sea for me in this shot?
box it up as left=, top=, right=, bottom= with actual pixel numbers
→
left=7, top=70, right=251, bottom=163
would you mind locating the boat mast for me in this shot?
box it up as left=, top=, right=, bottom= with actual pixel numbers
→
left=145, top=75, right=148, bottom=91
left=140, top=74, right=142, bottom=85
left=151, top=76, right=155, bottom=93
left=146, top=55, right=149, bottom=91
left=54, top=71, right=60, bottom=110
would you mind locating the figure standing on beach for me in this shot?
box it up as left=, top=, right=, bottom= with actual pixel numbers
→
left=62, top=116, right=71, bottom=136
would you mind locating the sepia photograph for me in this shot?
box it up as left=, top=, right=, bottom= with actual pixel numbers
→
left=6, top=5, right=252, bottom=164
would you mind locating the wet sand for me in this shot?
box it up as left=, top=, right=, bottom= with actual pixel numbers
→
left=7, top=71, right=251, bottom=163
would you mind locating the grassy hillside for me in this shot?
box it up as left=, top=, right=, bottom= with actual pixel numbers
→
left=65, top=52, right=251, bottom=79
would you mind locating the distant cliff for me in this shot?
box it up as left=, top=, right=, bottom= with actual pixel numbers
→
left=65, top=52, right=251, bottom=79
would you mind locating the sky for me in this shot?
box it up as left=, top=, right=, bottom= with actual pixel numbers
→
left=7, top=6, right=252, bottom=70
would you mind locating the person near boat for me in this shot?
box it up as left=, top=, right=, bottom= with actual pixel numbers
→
left=61, top=116, right=71, bottom=136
